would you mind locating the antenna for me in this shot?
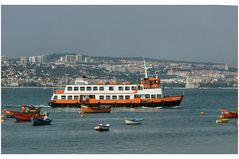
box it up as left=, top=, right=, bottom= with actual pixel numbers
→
left=155, top=71, right=158, bottom=78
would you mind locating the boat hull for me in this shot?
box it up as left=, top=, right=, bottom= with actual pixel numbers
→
left=31, top=118, right=53, bottom=126
left=14, top=113, right=45, bottom=122
left=125, top=119, right=142, bottom=125
left=81, top=105, right=111, bottom=113
left=222, top=112, right=238, bottom=118
left=49, top=95, right=183, bottom=108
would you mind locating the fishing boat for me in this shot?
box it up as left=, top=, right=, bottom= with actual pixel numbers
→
left=81, top=105, right=111, bottom=113
left=3, top=109, right=39, bottom=118
left=94, top=123, right=110, bottom=131
left=3, top=105, right=41, bottom=118
left=31, top=117, right=53, bottom=126
left=14, top=113, right=45, bottom=122
left=220, top=109, right=238, bottom=118
left=124, top=118, right=143, bottom=125
left=48, top=59, right=184, bottom=108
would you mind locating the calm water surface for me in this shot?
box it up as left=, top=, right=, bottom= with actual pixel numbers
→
left=1, top=88, right=238, bottom=154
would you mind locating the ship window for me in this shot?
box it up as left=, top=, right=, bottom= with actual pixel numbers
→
left=134, top=94, right=141, bottom=98
left=99, top=95, right=104, bottom=99
left=74, top=87, right=79, bottom=91
left=157, top=94, right=161, bottom=98
left=131, top=86, right=136, bottom=90
left=112, top=95, right=117, bottom=99
left=93, top=87, right=98, bottom=91
left=61, top=95, right=66, bottom=99
left=99, top=87, right=104, bottom=91
left=119, top=95, right=124, bottom=99
left=151, top=94, right=156, bottom=98
left=68, top=95, right=72, bottom=100
left=67, top=87, right=72, bottom=91
left=106, top=95, right=111, bottom=99
left=74, top=95, right=79, bottom=100
left=87, top=87, right=91, bottom=91
left=109, top=86, right=114, bottom=91
left=125, top=86, right=130, bottom=91
left=125, top=95, right=130, bottom=99
left=53, top=95, right=58, bottom=99
left=118, top=86, right=124, bottom=91
left=145, top=94, right=150, bottom=98
left=139, top=86, right=143, bottom=90
left=80, top=87, right=85, bottom=91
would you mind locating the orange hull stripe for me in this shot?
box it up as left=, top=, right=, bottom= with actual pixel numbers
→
left=51, top=96, right=183, bottom=104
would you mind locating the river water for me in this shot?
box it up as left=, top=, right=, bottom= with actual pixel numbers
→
left=1, top=88, right=238, bottom=154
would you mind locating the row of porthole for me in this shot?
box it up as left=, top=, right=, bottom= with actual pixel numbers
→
left=54, top=94, right=162, bottom=100
left=66, top=86, right=144, bottom=91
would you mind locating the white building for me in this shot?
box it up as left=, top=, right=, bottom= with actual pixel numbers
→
left=20, top=56, right=28, bottom=65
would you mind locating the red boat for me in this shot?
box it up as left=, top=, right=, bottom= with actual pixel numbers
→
left=221, top=109, right=238, bottom=118
left=14, top=113, right=45, bottom=122
left=3, top=105, right=41, bottom=118
left=81, top=105, right=111, bottom=113
left=3, top=109, right=39, bottom=118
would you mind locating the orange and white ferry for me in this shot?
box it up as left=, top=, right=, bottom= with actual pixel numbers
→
left=49, top=60, right=184, bottom=108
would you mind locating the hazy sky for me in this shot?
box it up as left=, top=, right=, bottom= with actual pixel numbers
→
left=2, top=5, right=238, bottom=65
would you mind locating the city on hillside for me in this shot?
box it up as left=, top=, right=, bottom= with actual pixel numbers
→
left=1, top=53, right=238, bottom=88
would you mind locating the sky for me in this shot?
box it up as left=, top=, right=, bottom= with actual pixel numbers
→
left=1, top=5, right=238, bottom=65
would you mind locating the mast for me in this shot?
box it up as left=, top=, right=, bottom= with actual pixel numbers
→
left=143, top=57, right=150, bottom=79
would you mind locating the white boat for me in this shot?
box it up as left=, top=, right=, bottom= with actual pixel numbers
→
left=48, top=59, right=184, bottom=108
left=94, top=123, right=110, bottom=131
left=124, top=118, right=143, bottom=125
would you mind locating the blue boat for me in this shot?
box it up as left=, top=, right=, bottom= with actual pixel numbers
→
left=31, top=117, right=53, bottom=126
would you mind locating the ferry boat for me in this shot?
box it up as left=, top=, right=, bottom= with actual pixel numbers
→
left=48, top=60, right=184, bottom=108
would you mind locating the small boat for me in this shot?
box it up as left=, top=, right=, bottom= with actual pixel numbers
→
left=81, top=105, right=111, bottom=113
left=216, top=118, right=229, bottom=123
left=14, top=113, right=45, bottom=122
left=220, top=109, right=238, bottom=118
left=21, top=105, right=41, bottom=113
left=31, top=117, right=53, bottom=126
left=3, top=109, right=39, bottom=118
left=94, top=123, right=110, bottom=131
left=124, top=118, right=143, bottom=125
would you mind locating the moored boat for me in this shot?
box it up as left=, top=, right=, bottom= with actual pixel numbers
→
left=14, top=113, right=45, bottom=122
left=124, top=118, right=143, bottom=125
left=3, top=105, right=41, bottom=118
left=81, top=105, right=111, bottom=113
left=94, top=123, right=110, bottom=131
left=48, top=59, right=184, bottom=108
left=31, top=117, right=53, bottom=126
left=3, top=109, right=39, bottom=118
left=220, top=109, right=238, bottom=118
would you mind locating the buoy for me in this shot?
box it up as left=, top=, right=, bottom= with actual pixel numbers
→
left=200, top=112, right=205, bottom=116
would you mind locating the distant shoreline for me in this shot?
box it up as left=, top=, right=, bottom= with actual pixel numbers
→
left=1, top=86, right=238, bottom=89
